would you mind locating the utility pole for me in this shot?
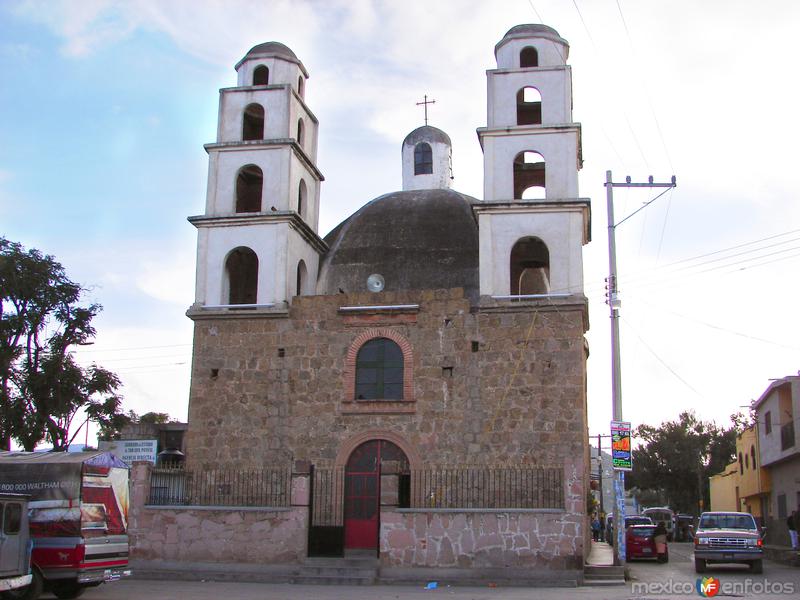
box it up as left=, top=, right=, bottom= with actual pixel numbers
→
left=605, top=170, right=676, bottom=566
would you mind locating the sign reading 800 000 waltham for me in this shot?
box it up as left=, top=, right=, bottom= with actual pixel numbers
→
left=611, top=420, right=632, bottom=471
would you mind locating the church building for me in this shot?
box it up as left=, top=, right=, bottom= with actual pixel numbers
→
left=182, top=24, right=591, bottom=580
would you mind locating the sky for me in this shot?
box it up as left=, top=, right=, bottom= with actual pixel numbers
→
left=1, top=0, right=799, bottom=448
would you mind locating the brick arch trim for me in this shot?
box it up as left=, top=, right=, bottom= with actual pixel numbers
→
left=334, top=430, right=422, bottom=471
left=343, top=328, right=414, bottom=402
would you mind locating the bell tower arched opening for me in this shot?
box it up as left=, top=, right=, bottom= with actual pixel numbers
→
left=510, top=237, right=550, bottom=295
left=253, top=65, right=269, bottom=85
left=242, top=103, right=265, bottom=141
left=520, top=45, right=538, bottom=67
left=235, top=164, right=263, bottom=213
left=224, top=247, right=258, bottom=305
left=513, top=151, right=545, bottom=199
left=516, top=87, right=542, bottom=125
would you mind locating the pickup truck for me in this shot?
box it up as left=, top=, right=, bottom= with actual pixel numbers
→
left=0, top=451, right=131, bottom=599
left=693, top=511, right=764, bottom=574
left=0, top=493, right=33, bottom=595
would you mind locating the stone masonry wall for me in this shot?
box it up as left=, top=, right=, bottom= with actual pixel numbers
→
left=128, top=463, right=307, bottom=565
left=185, top=288, right=588, bottom=471
left=380, top=455, right=585, bottom=570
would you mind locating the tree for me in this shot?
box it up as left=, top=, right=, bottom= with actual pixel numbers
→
left=97, top=410, right=176, bottom=441
left=0, top=238, right=124, bottom=451
left=625, top=411, right=737, bottom=514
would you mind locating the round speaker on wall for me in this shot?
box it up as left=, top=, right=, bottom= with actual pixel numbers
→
left=366, top=273, right=385, bottom=293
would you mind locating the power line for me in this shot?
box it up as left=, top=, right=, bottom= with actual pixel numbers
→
left=634, top=298, right=800, bottom=351
left=619, top=315, right=704, bottom=399
left=614, top=0, right=674, bottom=172
left=75, top=342, right=192, bottom=354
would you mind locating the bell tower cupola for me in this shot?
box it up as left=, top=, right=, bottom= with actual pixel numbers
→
left=188, top=41, right=327, bottom=314
left=475, top=24, right=590, bottom=299
left=401, top=126, right=453, bottom=191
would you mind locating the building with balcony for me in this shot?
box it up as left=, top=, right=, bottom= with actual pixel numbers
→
left=753, top=374, right=800, bottom=545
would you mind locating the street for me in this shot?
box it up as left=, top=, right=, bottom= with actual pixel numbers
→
left=34, top=544, right=800, bottom=600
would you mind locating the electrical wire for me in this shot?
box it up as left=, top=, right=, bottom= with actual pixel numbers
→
left=619, top=315, right=704, bottom=398
left=633, top=298, right=800, bottom=351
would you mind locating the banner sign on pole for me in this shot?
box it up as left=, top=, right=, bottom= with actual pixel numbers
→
left=610, top=420, right=632, bottom=471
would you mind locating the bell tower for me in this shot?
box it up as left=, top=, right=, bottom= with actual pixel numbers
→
left=475, top=25, right=590, bottom=298
left=189, top=42, right=326, bottom=312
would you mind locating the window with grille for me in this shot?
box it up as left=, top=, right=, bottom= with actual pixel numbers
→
left=355, top=337, right=404, bottom=400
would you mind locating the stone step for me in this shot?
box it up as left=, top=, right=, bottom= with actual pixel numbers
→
left=290, top=574, right=375, bottom=586
left=298, top=565, right=379, bottom=577
left=584, top=565, right=625, bottom=577
left=583, top=577, right=627, bottom=587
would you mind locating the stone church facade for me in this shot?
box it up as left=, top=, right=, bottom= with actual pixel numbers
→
left=180, top=24, right=592, bottom=579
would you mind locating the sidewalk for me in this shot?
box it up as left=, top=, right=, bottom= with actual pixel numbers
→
left=764, top=544, right=800, bottom=567
left=585, top=540, right=615, bottom=566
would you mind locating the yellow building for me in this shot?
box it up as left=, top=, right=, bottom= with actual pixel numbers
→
left=708, top=425, right=771, bottom=519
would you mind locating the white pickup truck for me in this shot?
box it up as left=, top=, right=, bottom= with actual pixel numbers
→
left=693, top=511, right=765, bottom=574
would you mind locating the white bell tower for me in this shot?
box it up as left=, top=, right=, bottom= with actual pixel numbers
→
left=189, top=42, right=326, bottom=312
left=475, top=25, right=590, bottom=298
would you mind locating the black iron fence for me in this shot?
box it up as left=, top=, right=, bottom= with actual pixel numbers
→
left=148, top=466, right=291, bottom=507
left=409, top=466, right=563, bottom=510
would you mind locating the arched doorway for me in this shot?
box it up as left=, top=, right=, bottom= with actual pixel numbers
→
left=344, top=439, right=408, bottom=551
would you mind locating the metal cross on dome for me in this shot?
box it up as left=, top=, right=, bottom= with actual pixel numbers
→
left=416, top=94, right=436, bottom=126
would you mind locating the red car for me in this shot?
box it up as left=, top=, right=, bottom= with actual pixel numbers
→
left=626, top=524, right=669, bottom=562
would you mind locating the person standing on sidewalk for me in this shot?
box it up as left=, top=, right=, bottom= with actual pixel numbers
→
left=791, top=509, right=800, bottom=550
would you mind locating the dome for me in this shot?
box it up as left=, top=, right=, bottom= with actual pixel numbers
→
left=243, top=41, right=298, bottom=61
left=318, top=189, right=479, bottom=299
left=495, top=23, right=569, bottom=56
left=235, top=41, right=307, bottom=75
left=402, top=125, right=451, bottom=148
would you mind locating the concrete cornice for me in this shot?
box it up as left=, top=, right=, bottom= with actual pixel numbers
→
left=203, top=139, right=325, bottom=182
left=218, top=84, right=320, bottom=124
left=486, top=64, right=571, bottom=76
left=187, top=211, right=329, bottom=254
left=472, top=198, right=591, bottom=244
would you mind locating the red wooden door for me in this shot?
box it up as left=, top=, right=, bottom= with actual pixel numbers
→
left=344, top=440, right=407, bottom=550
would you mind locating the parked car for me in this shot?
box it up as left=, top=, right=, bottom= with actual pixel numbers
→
left=674, top=514, right=695, bottom=542
left=693, top=511, right=764, bottom=574
left=0, top=493, right=33, bottom=595
left=626, top=524, right=668, bottom=562
left=607, top=515, right=653, bottom=545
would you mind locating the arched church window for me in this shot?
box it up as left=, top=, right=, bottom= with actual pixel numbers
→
left=253, top=65, right=269, bottom=85
left=520, top=46, right=538, bottom=68
left=297, top=118, right=304, bottom=147
left=242, top=103, right=265, bottom=141
left=516, top=86, right=542, bottom=125
left=414, top=142, right=433, bottom=175
left=298, top=76, right=304, bottom=98
left=235, top=164, right=263, bottom=213
left=513, top=151, right=545, bottom=199
left=225, top=247, right=258, bottom=305
left=355, top=338, right=404, bottom=400
left=510, top=237, right=550, bottom=295
left=298, top=179, right=307, bottom=218
left=296, top=260, right=307, bottom=297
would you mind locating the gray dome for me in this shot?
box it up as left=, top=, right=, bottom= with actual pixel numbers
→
left=244, top=41, right=298, bottom=61
left=236, top=41, right=307, bottom=75
left=495, top=23, right=569, bottom=56
left=402, top=125, right=451, bottom=148
left=318, top=189, right=479, bottom=299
